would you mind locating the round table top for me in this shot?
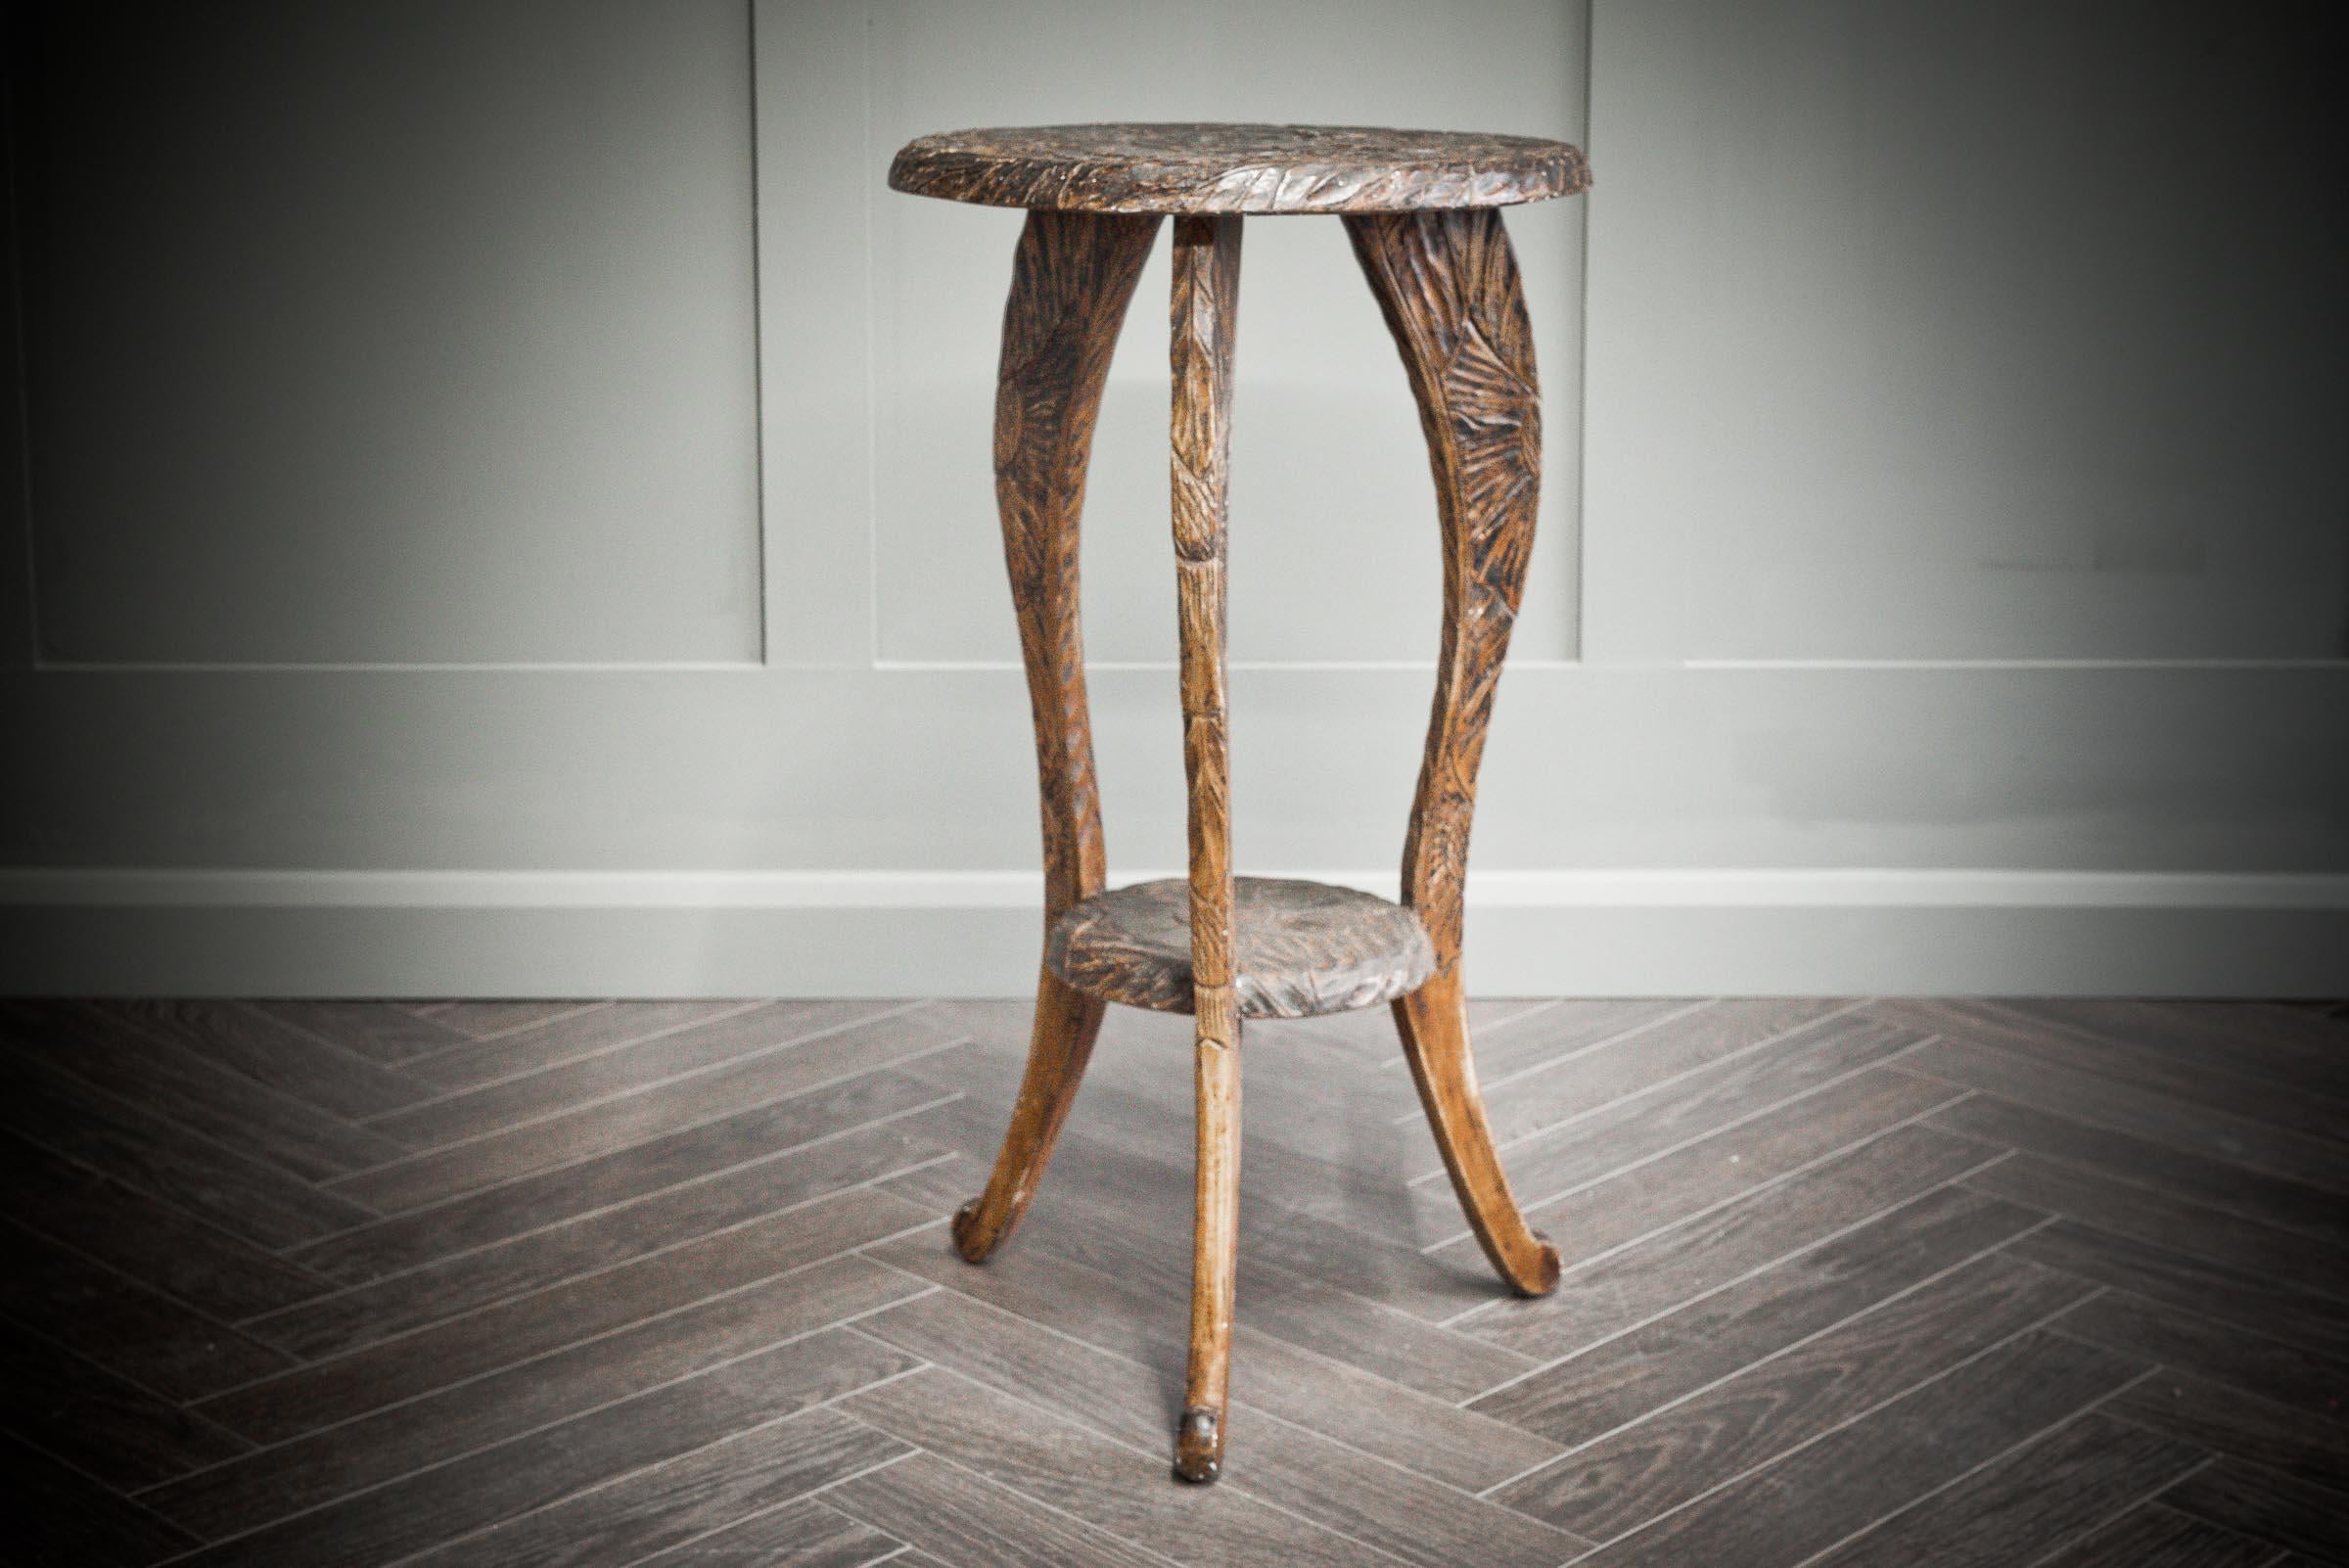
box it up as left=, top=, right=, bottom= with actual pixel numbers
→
left=888, top=122, right=1589, bottom=215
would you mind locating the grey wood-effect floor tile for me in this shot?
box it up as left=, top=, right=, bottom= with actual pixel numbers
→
left=1495, top=1248, right=2094, bottom=1536
left=333, top=1009, right=963, bottom=1214
left=1439, top=1064, right=1962, bottom=1274
left=0, top=1326, right=252, bottom=1490
left=392, top=1407, right=909, bottom=1568
left=1466, top=1015, right=1933, bottom=1226
left=0, top=1219, right=292, bottom=1402
left=2011, top=1222, right=2349, bottom=1362
left=247, top=1118, right=947, bottom=1359
left=370, top=1000, right=881, bottom=1147
left=204, top=1187, right=934, bottom=1442
left=625, top=1495, right=905, bottom=1567
left=1801, top=1409, right=2207, bottom=1568
left=1566, top=1328, right=2146, bottom=1567
left=2028, top=1502, right=2286, bottom=1568
left=2161, top=1459, right=2349, bottom=1564
left=146, top=1260, right=927, bottom=1539
left=1425, top=1000, right=1880, bottom=1178
left=843, top=1364, right=1392, bottom=1568
left=405, top=1000, right=890, bottom=1091
left=289, top=1067, right=949, bottom=1283
left=1897, top=1034, right=2349, bottom=1196
left=250, top=1000, right=473, bottom=1067
left=1423, top=996, right=1716, bottom=1084
left=2019, top=999, right=2349, bottom=1103
left=158, top=1329, right=920, bottom=1568
left=3, top=1431, right=196, bottom=1568
left=857, top=1281, right=1560, bottom=1498
left=0, top=1003, right=407, bottom=1181
left=825, top=1450, right=1177, bottom=1568
left=0, top=1048, right=375, bottom=1250
left=1462, top=1123, right=2000, bottom=1360
left=0, top=1130, right=337, bottom=1321
left=427, top=1000, right=609, bottom=1041
left=1473, top=1184, right=2045, bottom=1443
left=2112, top=1372, right=2349, bottom=1498
left=1962, top=1154, right=2349, bottom=1299
left=2048, top=1291, right=2349, bottom=1427
left=1879, top=1000, right=2349, bottom=1148
left=95, top=999, right=435, bottom=1122
left=1928, top=1093, right=2349, bottom=1247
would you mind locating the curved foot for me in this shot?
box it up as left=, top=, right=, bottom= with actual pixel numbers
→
left=951, top=971, right=1107, bottom=1265
left=1395, top=970, right=1561, bottom=1298
left=1173, top=1407, right=1222, bottom=1484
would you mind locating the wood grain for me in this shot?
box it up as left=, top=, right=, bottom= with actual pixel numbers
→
left=1169, top=208, right=1244, bottom=1484
left=889, top=122, right=1589, bottom=214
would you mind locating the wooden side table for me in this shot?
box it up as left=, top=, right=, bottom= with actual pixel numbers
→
left=889, top=122, right=1591, bottom=1483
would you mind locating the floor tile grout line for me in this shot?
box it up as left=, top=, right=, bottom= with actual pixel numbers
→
left=212, top=996, right=448, bottom=1100
left=822, top=1342, right=1436, bottom=1568
left=2005, top=1452, right=2224, bottom=1568
left=431, top=1000, right=614, bottom=1045
left=1556, top=1283, right=2120, bottom=1558
left=1917, top=998, right=2349, bottom=1133
left=243, top=1093, right=958, bottom=1327
left=1369, top=995, right=1580, bottom=1071
left=0, top=1017, right=402, bottom=1205
left=1924, top=1096, right=2349, bottom=1250
left=816, top=1405, right=1196, bottom=1568
left=290, top=1049, right=970, bottom=1247
left=1442, top=1091, right=1996, bottom=1337
left=185, top=1221, right=950, bottom=1445
left=1401, top=1001, right=1899, bottom=1184
left=1774, top=1363, right=2177, bottom=1568
left=134, top=1283, right=946, bottom=1542
left=367, top=997, right=915, bottom=1124
left=243, top=999, right=473, bottom=1071
left=1451, top=1144, right=2025, bottom=1407
left=1950, top=1165, right=2349, bottom=1309
left=1895, top=1031, right=2349, bottom=1198
left=848, top=1252, right=1582, bottom=1538
left=359, top=1360, right=939, bottom=1568
left=1466, top=1209, right=2064, bottom=1499
left=0, top=1410, right=203, bottom=1545
left=354, top=997, right=778, bottom=1121
left=2036, top=1277, right=2349, bottom=1381
left=326, top=1013, right=961, bottom=1187
left=1415, top=1045, right=1964, bottom=1255
left=0, top=1214, right=299, bottom=1387
left=0, top=1305, right=261, bottom=1455
left=0, top=1123, right=356, bottom=1297
left=1388, top=998, right=1723, bottom=1113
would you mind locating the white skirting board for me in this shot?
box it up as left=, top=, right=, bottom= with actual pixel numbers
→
left=2, top=869, right=2344, bottom=997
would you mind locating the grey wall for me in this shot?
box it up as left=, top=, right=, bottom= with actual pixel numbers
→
left=2, top=0, right=2344, bottom=995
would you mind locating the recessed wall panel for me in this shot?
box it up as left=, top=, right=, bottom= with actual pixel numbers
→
left=16, top=0, right=761, bottom=666
left=1582, top=0, right=2349, bottom=663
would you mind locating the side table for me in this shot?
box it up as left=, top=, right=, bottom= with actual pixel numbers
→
left=889, top=122, right=1591, bottom=1483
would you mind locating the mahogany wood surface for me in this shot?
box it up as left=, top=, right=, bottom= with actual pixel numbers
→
left=889, top=123, right=1589, bottom=214
left=1046, top=876, right=1438, bottom=1019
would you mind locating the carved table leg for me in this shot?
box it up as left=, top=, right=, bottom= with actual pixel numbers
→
left=1170, top=212, right=1242, bottom=1483
left=953, top=209, right=1162, bottom=1266
left=1347, top=208, right=1561, bottom=1298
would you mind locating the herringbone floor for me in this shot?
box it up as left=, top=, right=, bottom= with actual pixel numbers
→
left=3, top=994, right=2345, bottom=1568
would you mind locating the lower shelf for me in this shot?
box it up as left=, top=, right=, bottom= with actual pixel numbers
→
left=1044, top=875, right=1437, bottom=1020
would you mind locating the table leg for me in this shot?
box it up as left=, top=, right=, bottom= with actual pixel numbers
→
left=952, top=208, right=1160, bottom=1266
left=1347, top=208, right=1561, bottom=1297
left=1170, top=211, right=1243, bottom=1483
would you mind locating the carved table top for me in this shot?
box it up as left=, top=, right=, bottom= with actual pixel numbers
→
left=888, top=122, right=1589, bottom=214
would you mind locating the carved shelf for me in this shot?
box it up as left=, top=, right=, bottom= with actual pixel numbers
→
left=1045, top=876, right=1437, bottom=1020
